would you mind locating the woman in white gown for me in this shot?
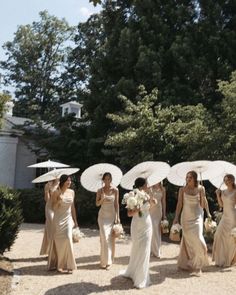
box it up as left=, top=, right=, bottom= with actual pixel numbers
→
left=212, top=174, right=236, bottom=267
left=173, top=171, right=209, bottom=275
left=96, top=172, right=120, bottom=270
left=149, top=182, right=166, bottom=258
left=121, top=177, right=153, bottom=289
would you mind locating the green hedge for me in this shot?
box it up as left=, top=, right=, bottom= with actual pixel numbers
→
left=0, top=186, right=23, bottom=254
left=18, top=188, right=45, bottom=223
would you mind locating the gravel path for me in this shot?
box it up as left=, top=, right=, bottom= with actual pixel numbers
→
left=5, top=223, right=236, bottom=295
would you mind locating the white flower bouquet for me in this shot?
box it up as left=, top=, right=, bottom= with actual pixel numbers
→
left=161, top=219, right=169, bottom=233
left=169, top=223, right=181, bottom=242
left=72, top=227, right=85, bottom=243
left=112, top=223, right=124, bottom=239
left=122, top=189, right=150, bottom=217
left=204, top=218, right=217, bottom=233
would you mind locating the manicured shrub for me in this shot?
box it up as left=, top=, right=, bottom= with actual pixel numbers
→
left=0, top=186, right=23, bottom=254
left=18, top=188, right=45, bottom=223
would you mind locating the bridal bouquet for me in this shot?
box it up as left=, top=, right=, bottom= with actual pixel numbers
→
left=122, top=189, right=150, bottom=217
left=72, top=227, right=85, bottom=243
left=169, top=223, right=181, bottom=242
left=161, top=219, right=169, bottom=233
left=204, top=218, right=217, bottom=233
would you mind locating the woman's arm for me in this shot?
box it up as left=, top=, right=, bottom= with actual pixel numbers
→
left=114, top=188, right=120, bottom=223
left=44, top=183, right=50, bottom=202
left=216, top=189, right=223, bottom=208
left=173, top=188, right=184, bottom=224
left=161, top=187, right=167, bottom=219
left=96, top=189, right=104, bottom=207
left=71, top=191, right=78, bottom=227
left=51, top=189, right=61, bottom=209
left=127, top=209, right=139, bottom=217
left=199, top=186, right=206, bottom=209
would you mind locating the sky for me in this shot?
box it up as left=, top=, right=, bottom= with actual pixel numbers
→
left=0, top=0, right=101, bottom=61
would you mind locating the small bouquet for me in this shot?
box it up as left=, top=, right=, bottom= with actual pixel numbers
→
left=204, top=218, right=217, bottom=233
left=230, top=227, right=236, bottom=243
left=112, top=223, right=124, bottom=239
left=72, top=227, right=85, bottom=243
left=122, top=189, right=150, bottom=217
left=169, top=223, right=181, bottom=242
left=161, top=219, right=169, bottom=233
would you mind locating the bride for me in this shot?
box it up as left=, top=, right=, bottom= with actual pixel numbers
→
left=120, top=177, right=154, bottom=289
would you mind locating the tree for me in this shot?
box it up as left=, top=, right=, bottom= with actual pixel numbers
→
left=0, top=11, right=76, bottom=122
left=214, top=71, right=236, bottom=162
left=0, top=93, right=10, bottom=127
left=71, top=0, right=236, bottom=166
left=106, top=86, right=214, bottom=168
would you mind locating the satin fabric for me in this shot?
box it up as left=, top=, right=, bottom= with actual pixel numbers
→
left=150, top=189, right=163, bottom=257
left=48, top=190, right=76, bottom=270
left=177, top=192, right=209, bottom=270
left=212, top=190, right=236, bottom=267
left=98, top=193, right=116, bottom=267
left=120, top=204, right=152, bottom=289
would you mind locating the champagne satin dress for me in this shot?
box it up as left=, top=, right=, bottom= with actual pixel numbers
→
left=40, top=183, right=54, bottom=255
left=150, top=189, right=163, bottom=257
left=98, top=192, right=116, bottom=267
left=212, top=190, right=236, bottom=267
left=177, top=192, right=209, bottom=270
left=48, top=189, right=76, bottom=271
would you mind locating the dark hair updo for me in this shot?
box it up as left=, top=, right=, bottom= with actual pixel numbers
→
left=102, top=172, right=112, bottom=181
left=59, top=174, right=69, bottom=188
left=133, top=177, right=146, bottom=189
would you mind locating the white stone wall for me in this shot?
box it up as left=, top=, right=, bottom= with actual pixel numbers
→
left=0, top=136, right=37, bottom=189
left=0, top=136, right=18, bottom=188
left=14, top=138, right=37, bottom=189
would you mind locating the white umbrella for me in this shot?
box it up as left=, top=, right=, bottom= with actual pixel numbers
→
left=120, top=161, right=170, bottom=190
left=80, top=163, right=123, bottom=192
left=32, top=168, right=79, bottom=183
left=167, top=160, right=224, bottom=186
left=209, top=160, right=236, bottom=189
left=167, top=162, right=192, bottom=186
left=28, top=160, right=70, bottom=168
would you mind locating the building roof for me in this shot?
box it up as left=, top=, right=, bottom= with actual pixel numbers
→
left=60, top=101, right=83, bottom=107
left=0, top=115, right=31, bottom=136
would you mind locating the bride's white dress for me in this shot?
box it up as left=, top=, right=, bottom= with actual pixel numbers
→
left=120, top=203, right=152, bottom=289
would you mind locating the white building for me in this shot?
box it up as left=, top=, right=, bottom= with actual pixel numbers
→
left=0, top=100, right=83, bottom=189
left=60, top=101, right=82, bottom=119
left=0, top=102, right=37, bottom=189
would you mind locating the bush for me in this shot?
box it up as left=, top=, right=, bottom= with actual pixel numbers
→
left=18, top=188, right=45, bottom=223
left=0, top=186, right=23, bottom=254
left=75, top=186, right=99, bottom=226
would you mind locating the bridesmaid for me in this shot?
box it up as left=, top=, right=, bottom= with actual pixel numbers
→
left=48, top=174, right=78, bottom=273
left=120, top=178, right=154, bottom=289
left=149, top=182, right=166, bottom=258
left=212, top=174, right=236, bottom=267
left=96, top=172, right=120, bottom=270
left=40, top=179, right=58, bottom=255
left=173, top=170, right=209, bottom=275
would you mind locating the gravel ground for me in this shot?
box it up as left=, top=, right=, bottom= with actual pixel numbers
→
left=4, top=223, right=236, bottom=295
